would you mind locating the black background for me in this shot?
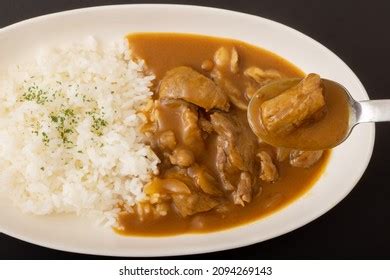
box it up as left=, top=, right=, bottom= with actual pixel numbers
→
left=1, top=0, right=389, bottom=259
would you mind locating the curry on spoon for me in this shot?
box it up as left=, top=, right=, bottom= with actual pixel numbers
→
left=248, top=74, right=389, bottom=150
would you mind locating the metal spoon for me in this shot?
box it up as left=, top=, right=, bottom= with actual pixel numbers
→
left=247, top=78, right=389, bottom=150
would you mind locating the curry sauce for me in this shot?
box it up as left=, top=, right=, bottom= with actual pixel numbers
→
left=116, top=33, right=331, bottom=236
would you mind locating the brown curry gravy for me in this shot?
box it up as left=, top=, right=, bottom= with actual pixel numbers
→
left=116, top=33, right=330, bottom=236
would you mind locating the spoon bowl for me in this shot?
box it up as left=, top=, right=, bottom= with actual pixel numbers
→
left=247, top=77, right=384, bottom=150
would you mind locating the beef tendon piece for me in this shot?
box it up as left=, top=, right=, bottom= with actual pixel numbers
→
left=188, top=165, right=223, bottom=196
left=215, top=137, right=235, bottom=192
left=144, top=177, right=191, bottom=195
left=169, top=148, right=195, bottom=167
left=258, top=151, right=279, bottom=183
left=276, top=147, right=291, bottom=162
left=211, top=112, right=257, bottom=173
left=199, top=117, right=214, bottom=134
left=211, top=112, right=258, bottom=205
left=244, top=67, right=281, bottom=85
left=232, top=172, right=253, bottom=206
left=211, top=69, right=248, bottom=110
left=218, top=78, right=248, bottom=110
left=230, top=47, right=239, bottom=73
left=181, top=104, right=205, bottom=155
left=159, top=66, right=230, bottom=111
left=172, top=192, right=219, bottom=217
left=260, top=73, right=326, bottom=136
left=163, top=167, right=220, bottom=217
left=214, top=47, right=230, bottom=68
left=290, top=150, right=323, bottom=168
left=158, top=130, right=177, bottom=151
left=156, top=99, right=205, bottom=156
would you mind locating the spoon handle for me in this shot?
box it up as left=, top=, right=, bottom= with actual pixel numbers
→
left=355, top=100, right=390, bottom=123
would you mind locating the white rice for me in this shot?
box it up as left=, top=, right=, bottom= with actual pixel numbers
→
left=0, top=37, right=159, bottom=227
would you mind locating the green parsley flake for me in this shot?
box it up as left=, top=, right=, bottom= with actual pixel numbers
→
left=49, top=108, right=78, bottom=148
left=20, top=85, right=50, bottom=105
left=41, top=132, right=49, bottom=146
left=87, top=109, right=108, bottom=136
left=22, top=83, right=109, bottom=149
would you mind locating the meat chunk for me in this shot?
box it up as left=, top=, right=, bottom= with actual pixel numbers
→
left=181, top=104, right=205, bottom=155
left=213, top=46, right=239, bottom=73
left=244, top=81, right=260, bottom=99
left=230, top=47, right=239, bottom=73
left=244, top=67, right=281, bottom=85
left=213, top=47, right=230, bottom=68
left=290, top=150, right=323, bottom=168
left=162, top=167, right=220, bottom=217
left=211, top=112, right=258, bottom=205
left=215, top=137, right=235, bottom=192
left=159, top=66, right=229, bottom=111
left=169, top=148, right=195, bottom=167
left=211, top=112, right=257, bottom=173
left=154, top=100, right=205, bottom=156
left=232, top=172, right=252, bottom=206
left=211, top=47, right=248, bottom=110
left=188, top=165, right=223, bottom=196
left=257, top=151, right=279, bottom=182
left=158, top=130, right=176, bottom=150
left=211, top=69, right=248, bottom=110
left=276, top=147, right=291, bottom=162
left=172, top=192, right=219, bottom=217
left=219, top=79, right=247, bottom=110
left=260, top=73, right=326, bottom=135
left=144, top=177, right=191, bottom=195
left=210, top=47, right=246, bottom=110
left=199, top=117, right=213, bottom=134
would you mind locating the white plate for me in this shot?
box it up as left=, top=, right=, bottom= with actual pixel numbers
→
left=0, top=4, right=374, bottom=257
